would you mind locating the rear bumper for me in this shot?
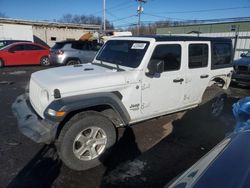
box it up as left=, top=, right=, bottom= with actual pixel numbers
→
left=232, top=73, right=250, bottom=85
left=49, top=54, right=65, bottom=65
left=12, top=94, right=59, bottom=143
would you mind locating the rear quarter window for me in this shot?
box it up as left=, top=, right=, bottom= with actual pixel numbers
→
left=52, top=43, right=65, bottom=50
left=211, top=42, right=233, bottom=69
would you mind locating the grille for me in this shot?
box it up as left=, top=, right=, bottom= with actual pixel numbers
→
left=29, top=79, right=44, bottom=118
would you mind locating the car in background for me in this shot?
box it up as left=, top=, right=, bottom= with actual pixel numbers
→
left=49, top=40, right=102, bottom=66
left=0, top=42, right=50, bottom=68
left=167, top=97, right=250, bottom=188
left=0, top=40, right=31, bottom=49
left=231, top=51, right=250, bottom=86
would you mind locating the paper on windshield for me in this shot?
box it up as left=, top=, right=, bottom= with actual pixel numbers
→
left=131, top=43, right=146, bottom=50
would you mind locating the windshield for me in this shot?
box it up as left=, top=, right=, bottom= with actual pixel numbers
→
left=96, top=40, right=149, bottom=68
left=245, top=51, right=250, bottom=57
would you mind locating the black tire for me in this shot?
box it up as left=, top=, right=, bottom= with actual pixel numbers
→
left=0, top=59, right=4, bottom=68
left=57, top=111, right=116, bottom=171
left=201, top=94, right=227, bottom=119
left=66, top=59, right=81, bottom=66
left=40, top=56, right=50, bottom=66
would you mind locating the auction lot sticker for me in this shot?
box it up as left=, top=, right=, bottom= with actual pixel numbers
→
left=131, top=43, right=147, bottom=49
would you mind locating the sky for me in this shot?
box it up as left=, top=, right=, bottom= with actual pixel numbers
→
left=0, top=0, right=250, bottom=28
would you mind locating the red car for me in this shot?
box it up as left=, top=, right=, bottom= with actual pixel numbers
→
left=0, top=42, right=50, bottom=67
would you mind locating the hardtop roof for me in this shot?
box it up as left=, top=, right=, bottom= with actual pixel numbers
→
left=120, top=35, right=232, bottom=42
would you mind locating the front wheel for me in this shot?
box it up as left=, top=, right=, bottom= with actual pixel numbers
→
left=57, top=111, right=116, bottom=171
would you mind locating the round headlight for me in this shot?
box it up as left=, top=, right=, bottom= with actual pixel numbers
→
left=41, top=89, right=50, bottom=107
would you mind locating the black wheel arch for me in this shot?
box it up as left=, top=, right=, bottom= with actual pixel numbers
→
left=45, top=92, right=130, bottom=129
left=64, top=57, right=81, bottom=65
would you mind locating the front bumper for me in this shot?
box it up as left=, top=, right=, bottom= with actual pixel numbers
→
left=12, top=94, right=59, bottom=143
left=232, top=73, right=250, bottom=86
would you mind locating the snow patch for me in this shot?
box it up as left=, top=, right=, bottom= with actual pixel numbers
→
left=9, top=71, right=26, bottom=75
left=104, top=160, right=146, bottom=184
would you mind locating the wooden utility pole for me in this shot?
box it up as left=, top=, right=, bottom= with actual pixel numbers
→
left=103, top=0, right=106, bottom=32
left=137, top=0, right=146, bottom=35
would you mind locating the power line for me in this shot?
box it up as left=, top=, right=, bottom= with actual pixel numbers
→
left=91, top=1, right=135, bottom=15
left=143, top=12, right=187, bottom=21
left=110, top=14, right=137, bottom=22
left=106, top=10, right=133, bottom=25
left=147, top=6, right=250, bottom=15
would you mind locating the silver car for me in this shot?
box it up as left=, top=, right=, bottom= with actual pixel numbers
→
left=49, top=40, right=102, bottom=65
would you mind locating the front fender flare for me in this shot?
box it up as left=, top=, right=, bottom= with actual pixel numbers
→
left=44, top=92, right=130, bottom=125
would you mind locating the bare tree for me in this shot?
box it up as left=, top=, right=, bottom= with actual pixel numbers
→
left=58, top=14, right=114, bottom=29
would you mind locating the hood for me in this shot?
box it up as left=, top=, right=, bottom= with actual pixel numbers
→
left=234, top=57, right=250, bottom=66
left=31, top=63, right=127, bottom=96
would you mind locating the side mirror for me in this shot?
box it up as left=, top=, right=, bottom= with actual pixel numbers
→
left=147, top=60, right=164, bottom=76
left=240, top=53, right=246, bottom=57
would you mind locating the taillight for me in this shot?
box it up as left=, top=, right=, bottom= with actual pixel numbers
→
left=56, top=50, right=64, bottom=55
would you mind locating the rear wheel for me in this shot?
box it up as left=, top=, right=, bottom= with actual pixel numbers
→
left=40, top=56, right=50, bottom=66
left=0, top=59, right=4, bottom=68
left=57, top=111, right=116, bottom=171
left=210, top=94, right=226, bottom=118
left=66, top=59, right=81, bottom=66
left=66, top=59, right=81, bottom=65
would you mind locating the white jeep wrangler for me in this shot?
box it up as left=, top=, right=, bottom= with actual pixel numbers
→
left=12, top=36, right=233, bottom=171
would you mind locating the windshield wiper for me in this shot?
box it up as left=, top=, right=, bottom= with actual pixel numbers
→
left=95, top=58, right=123, bottom=71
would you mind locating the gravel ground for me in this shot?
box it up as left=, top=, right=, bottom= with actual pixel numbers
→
left=0, top=66, right=249, bottom=188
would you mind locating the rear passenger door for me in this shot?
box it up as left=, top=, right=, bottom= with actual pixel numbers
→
left=184, top=42, right=210, bottom=105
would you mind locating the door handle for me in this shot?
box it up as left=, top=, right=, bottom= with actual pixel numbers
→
left=173, top=78, right=184, bottom=83
left=200, top=74, right=209, bottom=79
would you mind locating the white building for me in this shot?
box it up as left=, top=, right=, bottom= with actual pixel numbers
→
left=0, top=18, right=101, bottom=47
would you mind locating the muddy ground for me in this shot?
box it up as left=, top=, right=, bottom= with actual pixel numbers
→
left=0, top=66, right=249, bottom=188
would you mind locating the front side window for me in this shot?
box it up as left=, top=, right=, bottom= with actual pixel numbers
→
left=212, top=43, right=232, bottom=66
left=71, top=43, right=88, bottom=50
left=189, top=44, right=208, bottom=69
left=10, top=44, right=25, bottom=51
left=96, top=40, right=149, bottom=68
left=150, top=44, right=181, bottom=71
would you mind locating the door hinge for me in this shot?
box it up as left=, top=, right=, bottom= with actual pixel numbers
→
left=142, top=83, right=150, bottom=90
left=141, top=101, right=150, bottom=109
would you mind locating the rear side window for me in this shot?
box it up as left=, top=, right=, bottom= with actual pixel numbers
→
left=189, top=44, right=208, bottom=68
left=71, top=43, right=88, bottom=50
left=24, top=44, right=44, bottom=51
left=52, top=43, right=65, bottom=50
left=212, top=43, right=232, bottom=69
left=150, top=44, right=181, bottom=71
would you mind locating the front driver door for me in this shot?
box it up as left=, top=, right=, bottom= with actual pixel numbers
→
left=141, top=43, right=186, bottom=116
